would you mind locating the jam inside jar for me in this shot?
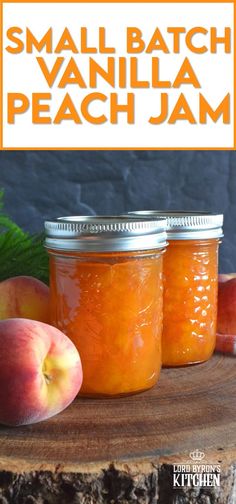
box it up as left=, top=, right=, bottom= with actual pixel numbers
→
left=163, top=238, right=220, bottom=367
left=45, top=216, right=167, bottom=397
left=128, top=211, right=223, bottom=367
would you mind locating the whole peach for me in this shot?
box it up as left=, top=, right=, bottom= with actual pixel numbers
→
left=218, top=276, right=236, bottom=335
left=0, top=318, right=83, bottom=426
left=0, top=276, right=49, bottom=323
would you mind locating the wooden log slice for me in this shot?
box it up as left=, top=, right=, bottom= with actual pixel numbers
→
left=0, top=353, right=235, bottom=503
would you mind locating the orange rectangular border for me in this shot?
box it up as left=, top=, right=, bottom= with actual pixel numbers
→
left=0, top=0, right=235, bottom=151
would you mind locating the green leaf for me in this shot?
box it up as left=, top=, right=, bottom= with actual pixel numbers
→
left=0, top=190, right=49, bottom=284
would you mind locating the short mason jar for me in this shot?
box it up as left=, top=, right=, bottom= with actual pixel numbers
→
left=45, top=216, right=167, bottom=397
left=128, top=211, right=224, bottom=367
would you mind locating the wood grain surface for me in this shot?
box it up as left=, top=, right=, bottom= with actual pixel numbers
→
left=0, top=353, right=235, bottom=503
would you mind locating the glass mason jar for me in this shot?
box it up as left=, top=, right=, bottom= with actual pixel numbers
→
left=129, top=211, right=224, bottom=367
left=45, top=216, right=167, bottom=397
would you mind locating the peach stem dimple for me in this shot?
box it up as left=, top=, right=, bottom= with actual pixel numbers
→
left=42, top=360, right=52, bottom=384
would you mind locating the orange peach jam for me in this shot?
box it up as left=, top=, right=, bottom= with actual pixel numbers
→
left=49, top=250, right=164, bottom=396
left=45, top=216, right=167, bottom=396
left=129, top=211, right=223, bottom=367
left=163, top=239, right=219, bottom=366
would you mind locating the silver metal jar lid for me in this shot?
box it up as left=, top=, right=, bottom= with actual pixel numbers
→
left=128, top=211, right=224, bottom=240
left=44, top=216, right=167, bottom=252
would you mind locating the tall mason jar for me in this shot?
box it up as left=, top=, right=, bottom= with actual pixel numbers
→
left=129, top=211, right=223, bottom=367
left=45, top=216, right=167, bottom=396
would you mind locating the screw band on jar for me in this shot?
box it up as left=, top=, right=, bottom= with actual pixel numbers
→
left=128, top=211, right=223, bottom=240
left=45, top=215, right=168, bottom=252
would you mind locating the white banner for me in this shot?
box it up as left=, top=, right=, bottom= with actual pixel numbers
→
left=2, top=2, right=234, bottom=149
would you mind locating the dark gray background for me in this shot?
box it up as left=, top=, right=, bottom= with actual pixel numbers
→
left=0, top=150, right=235, bottom=272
